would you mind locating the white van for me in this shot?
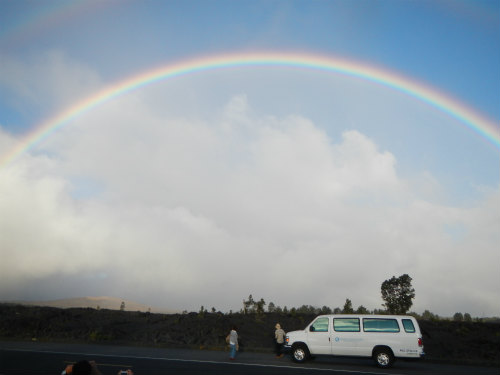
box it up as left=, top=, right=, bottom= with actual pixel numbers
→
left=284, top=314, right=424, bottom=368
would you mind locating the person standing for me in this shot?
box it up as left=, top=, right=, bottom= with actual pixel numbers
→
left=275, top=323, right=286, bottom=358
left=227, top=325, right=239, bottom=360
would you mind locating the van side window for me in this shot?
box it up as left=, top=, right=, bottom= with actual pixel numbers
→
left=363, top=318, right=400, bottom=332
left=333, top=318, right=360, bottom=332
left=402, top=319, right=416, bottom=333
left=310, top=317, right=329, bottom=332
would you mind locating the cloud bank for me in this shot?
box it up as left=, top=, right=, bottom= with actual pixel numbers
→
left=0, top=55, right=498, bottom=317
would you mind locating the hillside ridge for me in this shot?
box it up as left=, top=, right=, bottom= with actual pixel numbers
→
left=2, top=296, right=179, bottom=314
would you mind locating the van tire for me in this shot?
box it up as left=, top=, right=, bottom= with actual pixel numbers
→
left=373, top=347, right=395, bottom=368
left=291, top=344, right=309, bottom=363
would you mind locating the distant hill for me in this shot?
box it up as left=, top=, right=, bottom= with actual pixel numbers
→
left=7, top=296, right=179, bottom=314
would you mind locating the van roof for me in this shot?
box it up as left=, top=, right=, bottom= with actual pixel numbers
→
left=317, top=314, right=418, bottom=319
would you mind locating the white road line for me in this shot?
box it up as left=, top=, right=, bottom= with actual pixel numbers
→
left=2, top=347, right=402, bottom=375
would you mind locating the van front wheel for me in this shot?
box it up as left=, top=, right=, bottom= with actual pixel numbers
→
left=291, top=344, right=309, bottom=363
left=373, top=347, right=395, bottom=368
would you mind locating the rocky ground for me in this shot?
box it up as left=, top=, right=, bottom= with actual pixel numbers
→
left=1, top=304, right=499, bottom=366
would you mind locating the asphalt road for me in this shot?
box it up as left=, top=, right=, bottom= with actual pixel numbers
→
left=0, top=341, right=498, bottom=375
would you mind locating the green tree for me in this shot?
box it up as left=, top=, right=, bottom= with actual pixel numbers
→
left=198, top=305, right=206, bottom=316
left=256, top=298, right=266, bottom=314
left=356, top=305, right=369, bottom=314
left=422, top=309, right=439, bottom=321
left=320, top=306, right=332, bottom=314
left=453, top=312, right=464, bottom=321
left=268, top=302, right=276, bottom=313
left=464, top=313, right=472, bottom=322
left=297, top=305, right=317, bottom=314
left=381, top=274, right=415, bottom=314
left=243, top=294, right=255, bottom=314
left=342, top=299, right=354, bottom=314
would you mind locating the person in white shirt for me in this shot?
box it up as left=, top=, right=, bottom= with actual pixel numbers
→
left=275, top=323, right=286, bottom=358
left=227, top=326, right=239, bottom=360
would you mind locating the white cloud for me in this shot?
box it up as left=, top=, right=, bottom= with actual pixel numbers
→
left=0, top=58, right=498, bottom=317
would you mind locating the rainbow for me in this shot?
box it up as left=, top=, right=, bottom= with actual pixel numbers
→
left=1, top=51, right=499, bottom=167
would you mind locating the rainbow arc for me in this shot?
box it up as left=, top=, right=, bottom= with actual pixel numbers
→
left=1, top=52, right=499, bottom=167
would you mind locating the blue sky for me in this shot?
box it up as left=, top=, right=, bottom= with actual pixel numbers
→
left=0, top=0, right=499, bottom=316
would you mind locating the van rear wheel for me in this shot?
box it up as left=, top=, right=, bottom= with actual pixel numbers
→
left=291, top=344, right=309, bottom=363
left=373, top=347, right=395, bottom=368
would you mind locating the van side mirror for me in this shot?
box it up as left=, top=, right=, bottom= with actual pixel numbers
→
left=309, top=326, right=315, bottom=332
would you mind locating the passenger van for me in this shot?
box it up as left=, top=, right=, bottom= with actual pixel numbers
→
left=284, top=314, right=424, bottom=368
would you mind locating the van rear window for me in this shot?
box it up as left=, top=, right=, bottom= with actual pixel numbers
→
left=402, top=319, right=416, bottom=333
left=333, top=318, right=360, bottom=332
left=363, top=318, right=400, bottom=332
